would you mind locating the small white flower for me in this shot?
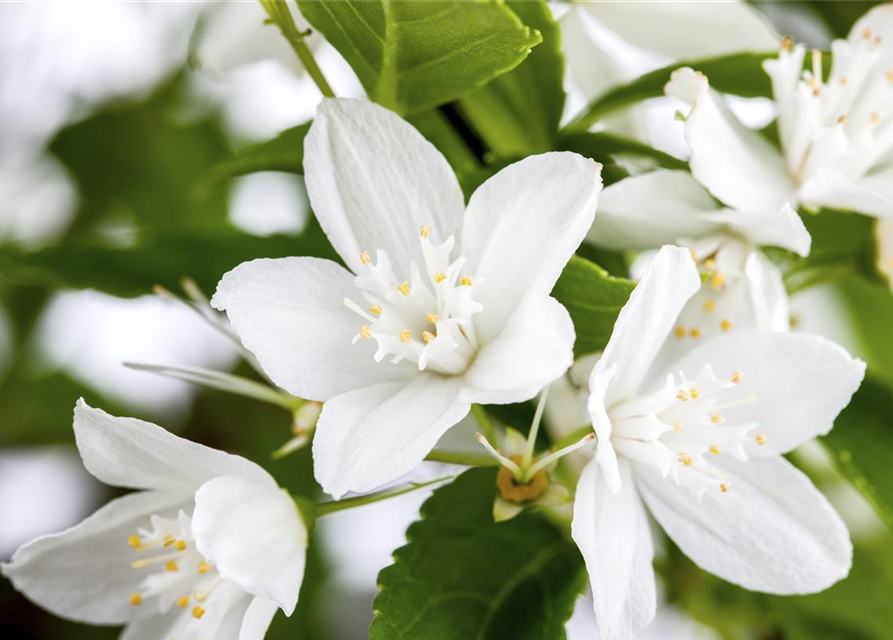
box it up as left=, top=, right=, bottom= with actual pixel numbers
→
left=2, top=400, right=307, bottom=640
left=212, top=98, right=602, bottom=499
left=666, top=4, right=893, bottom=220
left=573, top=246, right=864, bottom=639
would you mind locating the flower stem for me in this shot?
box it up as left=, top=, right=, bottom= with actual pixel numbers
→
left=471, top=404, right=497, bottom=443
left=425, top=449, right=499, bottom=467
left=260, top=0, right=334, bottom=98
left=315, top=476, right=452, bottom=516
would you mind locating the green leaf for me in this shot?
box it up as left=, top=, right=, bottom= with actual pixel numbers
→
left=297, top=0, right=542, bottom=115
left=371, top=467, right=584, bottom=640
left=822, top=376, right=893, bottom=528
left=806, top=1, right=876, bottom=38
left=558, top=131, right=688, bottom=175
left=0, top=220, right=338, bottom=298
left=201, top=122, right=311, bottom=186
left=457, top=1, right=564, bottom=156
left=566, top=51, right=775, bottom=133
left=552, top=256, right=635, bottom=358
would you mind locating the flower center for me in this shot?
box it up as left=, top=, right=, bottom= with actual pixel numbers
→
left=344, top=225, right=482, bottom=375
left=497, top=455, right=549, bottom=503
left=127, top=511, right=231, bottom=627
left=609, top=364, right=765, bottom=498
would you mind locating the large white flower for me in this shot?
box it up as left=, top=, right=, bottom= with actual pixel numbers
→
left=589, top=168, right=810, bottom=364
left=2, top=400, right=307, bottom=640
left=212, top=98, right=602, bottom=499
left=572, top=246, right=864, bottom=639
left=667, top=4, right=893, bottom=219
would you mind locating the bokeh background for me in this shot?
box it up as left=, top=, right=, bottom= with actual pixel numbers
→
left=1, top=2, right=892, bottom=639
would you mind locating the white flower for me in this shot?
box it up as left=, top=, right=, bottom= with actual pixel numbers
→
left=589, top=168, right=810, bottom=364
left=2, top=400, right=307, bottom=640
left=572, top=246, right=864, bottom=639
left=667, top=4, right=893, bottom=219
left=877, top=217, right=893, bottom=287
left=212, top=98, right=602, bottom=499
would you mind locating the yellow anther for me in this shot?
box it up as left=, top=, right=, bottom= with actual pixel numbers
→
left=720, top=483, right=729, bottom=493
left=709, top=445, right=721, bottom=455
left=164, top=534, right=173, bottom=541
left=177, top=596, right=189, bottom=608
left=837, top=115, right=848, bottom=125
left=433, top=271, right=447, bottom=283
left=721, top=319, right=732, bottom=332
left=127, top=534, right=141, bottom=548
left=192, top=606, right=206, bottom=620
left=399, top=329, right=412, bottom=343
left=864, top=27, right=873, bottom=39
left=711, top=413, right=722, bottom=424
left=676, top=390, right=688, bottom=402
left=675, top=326, right=686, bottom=338
left=781, top=35, right=794, bottom=51
left=690, top=387, right=699, bottom=399
left=420, top=225, right=432, bottom=238
left=690, top=249, right=697, bottom=260
left=731, top=371, right=742, bottom=384
left=194, top=589, right=208, bottom=602
left=840, top=77, right=848, bottom=86
left=426, top=312, right=440, bottom=323
left=709, top=272, right=726, bottom=290
left=703, top=300, right=716, bottom=312
left=460, top=276, right=473, bottom=286
left=130, top=593, right=142, bottom=606
left=888, top=70, right=893, bottom=82
left=690, top=328, right=701, bottom=339
left=165, top=561, right=178, bottom=572
left=755, top=434, right=766, bottom=446
left=359, top=325, right=372, bottom=339
left=673, top=423, right=684, bottom=433
left=163, top=534, right=174, bottom=547
left=198, top=561, right=210, bottom=574
left=360, top=251, right=371, bottom=265
left=704, top=258, right=716, bottom=270
left=678, top=453, right=693, bottom=466
left=397, top=282, right=411, bottom=296
left=871, top=111, right=881, bottom=124
left=175, top=540, right=187, bottom=552
left=370, top=304, right=383, bottom=316
left=813, top=87, right=821, bottom=97
left=422, top=331, right=435, bottom=344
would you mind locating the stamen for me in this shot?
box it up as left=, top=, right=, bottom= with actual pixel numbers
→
left=871, top=112, right=881, bottom=124
left=420, top=225, right=432, bottom=238
left=399, top=329, right=412, bottom=343
left=888, top=70, right=893, bottom=82
left=422, top=331, right=435, bottom=344
left=710, top=413, right=722, bottom=424
left=781, top=35, right=794, bottom=51
left=812, top=48, right=822, bottom=81
left=676, top=390, right=688, bottom=402
left=703, top=300, right=716, bottom=312
left=433, top=271, right=447, bottom=283
left=689, top=387, right=699, bottom=399
left=840, top=77, right=848, bottom=86
left=132, top=552, right=180, bottom=569
left=359, top=325, right=372, bottom=339
left=175, top=541, right=187, bottom=552
left=837, top=115, right=848, bottom=125
left=720, top=320, right=732, bottom=332
left=704, top=258, right=716, bottom=270
left=177, top=595, right=189, bottom=608
left=127, top=534, right=141, bottom=548
left=526, top=433, right=595, bottom=477
left=755, top=434, right=766, bottom=445
left=370, top=304, right=382, bottom=316
left=198, top=561, right=210, bottom=574
left=675, top=326, right=686, bottom=338
left=360, top=251, right=371, bottom=265
left=863, top=27, right=873, bottom=40
left=690, top=328, right=701, bottom=338
left=460, top=276, right=473, bottom=286
left=678, top=453, right=693, bottom=466
left=709, top=445, right=721, bottom=455
left=709, top=273, right=725, bottom=289
left=427, top=312, right=440, bottom=323
left=475, top=432, right=523, bottom=477
left=673, top=423, right=684, bottom=433
left=344, top=298, right=376, bottom=322
left=731, top=372, right=741, bottom=384
left=397, top=282, right=411, bottom=296
left=720, top=483, right=729, bottom=493
left=813, top=87, right=821, bottom=97
left=192, top=606, right=206, bottom=619
left=165, top=560, right=178, bottom=572
left=130, top=593, right=142, bottom=606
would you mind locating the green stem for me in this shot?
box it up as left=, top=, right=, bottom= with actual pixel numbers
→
left=424, top=449, right=499, bottom=466
left=471, top=404, right=497, bottom=443
left=260, top=0, right=334, bottom=98
left=315, top=476, right=452, bottom=516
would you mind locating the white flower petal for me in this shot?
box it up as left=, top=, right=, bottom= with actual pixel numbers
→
left=240, top=597, right=280, bottom=640
left=462, top=295, right=574, bottom=405
left=591, top=245, right=700, bottom=406
left=74, top=399, right=273, bottom=492
left=666, top=68, right=795, bottom=215
left=850, top=3, right=893, bottom=56
left=192, top=476, right=306, bottom=616
left=583, top=0, right=778, bottom=59
left=637, top=456, right=852, bottom=594
left=744, top=251, right=790, bottom=331
left=703, top=202, right=811, bottom=257
left=304, top=98, right=465, bottom=273
left=313, top=374, right=470, bottom=498
left=572, top=459, right=656, bottom=640
left=589, top=169, right=721, bottom=251
left=212, top=257, right=415, bottom=401
left=667, top=329, right=865, bottom=454
left=2, top=490, right=186, bottom=625
left=461, top=152, right=601, bottom=341
left=800, top=167, right=893, bottom=217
